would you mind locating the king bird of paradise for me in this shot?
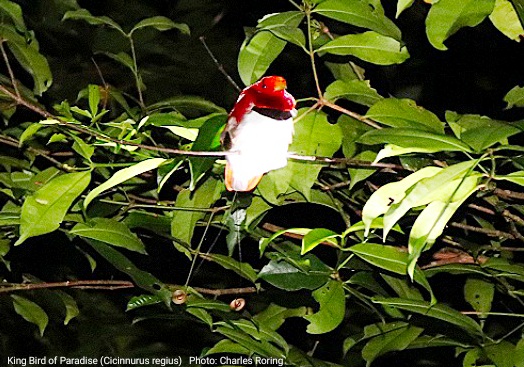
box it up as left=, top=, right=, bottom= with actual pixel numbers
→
left=221, top=76, right=297, bottom=191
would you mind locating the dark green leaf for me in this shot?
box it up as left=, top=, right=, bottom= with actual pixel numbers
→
left=71, top=135, right=94, bottom=160
left=70, top=217, right=146, bottom=254
left=55, top=290, right=79, bottom=325
left=464, top=278, right=494, bottom=317
left=126, top=294, right=164, bottom=311
left=16, top=171, right=91, bottom=245
left=200, top=253, right=257, bottom=283
left=11, top=295, right=49, bottom=337
left=373, top=298, right=483, bottom=337
left=317, top=31, right=409, bottom=65
left=253, top=303, right=307, bottom=331
left=305, top=280, right=345, bottom=334
left=215, top=325, right=286, bottom=358
left=130, top=16, right=189, bottom=35
left=62, top=9, right=125, bottom=35
left=147, top=96, right=225, bottom=116
left=504, top=85, right=524, bottom=109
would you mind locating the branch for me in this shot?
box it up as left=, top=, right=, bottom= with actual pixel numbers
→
left=450, top=221, right=518, bottom=240
left=494, top=188, right=524, bottom=201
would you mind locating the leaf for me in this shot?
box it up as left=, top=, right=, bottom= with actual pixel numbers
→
left=362, top=322, right=423, bottom=366
left=396, top=0, right=415, bottom=18
left=215, top=326, right=286, bottom=359
left=495, top=171, right=524, bottom=186
left=425, top=0, right=495, bottom=50
left=185, top=297, right=231, bottom=312
left=301, top=228, right=339, bottom=255
left=84, top=158, right=166, bottom=208
left=238, top=11, right=304, bottom=85
left=217, top=319, right=289, bottom=353
left=85, top=239, right=171, bottom=304
left=70, top=217, right=146, bottom=254
left=124, top=211, right=171, bottom=235
left=313, top=0, right=402, bottom=40
left=510, top=0, right=524, bottom=27
left=490, top=0, right=524, bottom=41
left=11, top=295, right=49, bottom=337
left=324, top=80, right=383, bottom=107
left=129, top=16, right=190, bottom=36
left=126, top=294, right=163, bottom=311
left=253, top=303, right=307, bottom=331
left=170, top=177, right=223, bottom=244
left=147, top=96, right=225, bottom=115
left=446, top=112, right=521, bottom=152
left=200, top=253, right=257, bottom=283
left=317, top=31, right=409, bottom=66
left=55, top=291, right=79, bottom=325
left=359, top=128, right=472, bottom=152
left=16, top=171, right=91, bottom=246
left=366, top=98, right=444, bottom=133
left=464, top=278, right=494, bottom=318
left=98, top=51, right=135, bottom=73
left=372, top=298, right=483, bottom=337
left=87, top=84, right=100, bottom=117
left=0, top=0, right=27, bottom=32
left=0, top=24, right=53, bottom=95
left=304, top=279, right=345, bottom=334
left=504, top=85, right=524, bottom=109
left=71, top=135, right=95, bottom=160
left=407, top=175, right=479, bottom=276
left=62, top=9, right=125, bottom=35
left=348, top=243, right=434, bottom=301
left=362, top=166, right=442, bottom=236
left=19, top=123, right=44, bottom=146
left=484, top=341, right=516, bottom=367
left=205, top=339, right=250, bottom=356
left=348, top=150, right=377, bottom=189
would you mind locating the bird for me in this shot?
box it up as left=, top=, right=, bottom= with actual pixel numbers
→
left=221, top=76, right=297, bottom=192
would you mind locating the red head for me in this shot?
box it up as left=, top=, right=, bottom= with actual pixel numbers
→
left=229, top=76, right=296, bottom=124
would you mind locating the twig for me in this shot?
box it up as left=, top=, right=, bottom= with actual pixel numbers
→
left=469, top=203, right=524, bottom=226
left=450, top=222, right=516, bottom=239
left=261, top=222, right=337, bottom=247
left=494, top=188, right=524, bottom=201
left=199, top=36, right=241, bottom=92
left=0, top=84, right=52, bottom=118
left=0, top=41, right=20, bottom=98
left=322, top=99, right=382, bottom=130
left=193, top=286, right=257, bottom=296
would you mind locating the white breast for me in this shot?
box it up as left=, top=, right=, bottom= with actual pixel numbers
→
left=227, top=110, right=295, bottom=188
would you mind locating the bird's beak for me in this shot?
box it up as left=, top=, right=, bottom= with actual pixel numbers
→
left=273, top=77, right=287, bottom=91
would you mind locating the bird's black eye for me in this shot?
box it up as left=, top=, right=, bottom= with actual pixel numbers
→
left=262, top=84, right=267, bottom=89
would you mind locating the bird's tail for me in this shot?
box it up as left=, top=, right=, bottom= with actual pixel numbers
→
left=225, top=162, right=263, bottom=192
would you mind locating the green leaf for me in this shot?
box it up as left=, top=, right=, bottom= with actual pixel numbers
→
left=11, top=295, right=49, bottom=337
left=185, top=296, right=231, bottom=312
left=253, top=303, right=307, bottom=331
left=446, top=112, right=521, bottom=152
left=85, top=239, right=171, bottom=304
left=70, top=217, right=146, bottom=254
left=366, top=98, right=445, bottom=133
left=396, top=0, right=415, bottom=18
left=362, top=322, right=424, bottom=366
left=348, top=150, right=377, bottom=189
left=425, top=0, right=495, bottom=50
left=407, top=175, right=480, bottom=276
left=124, top=211, right=171, bottom=235
left=313, top=0, right=402, bottom=40
left=348, top=243, right=434, bottom=301
left=238, top=11, right=304, bottom=85
left=205, top=339, right=250, bottom=356
left=71, top=135, right=95, bottom=160
left=317, top=31, right=409, bottom=66
left=98, top=51, right=135, bottom=73
left=504, top=85, right=524, bottom=109
left=301, top=228, right=339, bottom=255
left=0, top=24, right=53, bottom=95
left=129, top=16, right=190, bottom=36
left=324, top=80, right=383, bottom=107
left=304, top=279, right=345, bottom=334
left=362, top=166, right=442, bottom=235
left=216, top=319, right=289, bottom=353
left=484, top=341, right=516, bottom=367
left=464, top=278, right=494, bottom=318
left=372, top=297, right=483, bottom=337
left=55, top=290, right=79, bottom=325
left=62, top=9, right=125, bottom=36
left=170, top=177, right=223, bottom=244
left=88, top=84, right=100, bottom=117
left=0, top=0, right=27, bottom=32
left=84, top=158, right=166, bottom=208
left=147, top=96, right=225, bottom=115
left=186, top=307, right=213, bottom=327
left=200, top=253, right=257, bottom=283
left=215, top=325, right=286, bottom=359
left=495, top=171, right=524, bottom=186
left=359, top=128, right=472, bottom=152
left=16, top=171, right=91, bottom=246
left=19, top=123, right=44, bottom=146
left=510, top=0, right=524, bottom=27
left=490, top=0, right=524, bottom=41
left=126, top=294, right=163, bottom=311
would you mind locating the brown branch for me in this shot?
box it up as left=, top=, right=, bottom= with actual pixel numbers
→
left=322, top=99, right=382, bottom=129
left=494, top=188, right=524, bottom=201
left=0, top=41, right=20, bottom=98
left=469, top=203, right=524, bottom=227
left=450, top=221, right=516, bottom=239
left=261, top=222, right=337, bottom=247
left=193, top=286, right=257, bottom=296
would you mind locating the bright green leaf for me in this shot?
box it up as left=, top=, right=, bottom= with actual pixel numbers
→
left=317, top=31, right=409, bottom=66
left=305, top=280, right=345, bottom=334
left=253, top=303, right=307, bottom=331
left=71, top=135, right=94, bottom=160
left=490, top=0, right=524, bottom=41
left=313, top=0, right=402, bottom=40
left=0, top=0, right=27, bottom=32
left=324, top=80, right=383, bottom=107
left=396, top=0, right=415, bottom=18
left=495, top=171, right=524, bottom=186
left=301, top=228, right=339, bottom=255
left=16, top=171, right=91, bottom=245
left=425, top=0, right=495, bottom=51
left=126, top=294, right=163, bottom=311
left=11, top=295, right=49, bottom=337
left=55, top=291, right=79, bottom=325
left=84, top=158, right=166, bottom=208
left=504, top=85, right=524, bottom=109
left=19, top=123, right=43, bottom=146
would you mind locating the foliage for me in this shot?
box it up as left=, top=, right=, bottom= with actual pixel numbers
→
left=1, top=0, right=524, bottom=366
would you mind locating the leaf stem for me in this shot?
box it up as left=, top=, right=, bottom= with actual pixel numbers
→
left=0, top=40, right=20, bottom=98
left=127, top=35, right=145, bottom=108
left=306, top=9, right=323, bottom=99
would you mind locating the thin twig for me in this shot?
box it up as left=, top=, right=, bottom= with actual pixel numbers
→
left=0, top=41, right=20, bottom=98
left=322, top=99, right=382, bottom=129
left=199, top=36, right=241, bottom=92
left=193, top=286, right=257, bottom=296
left=494, top=188, right=524, bottom=201
left=450, top=222, right=516, bottom=239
